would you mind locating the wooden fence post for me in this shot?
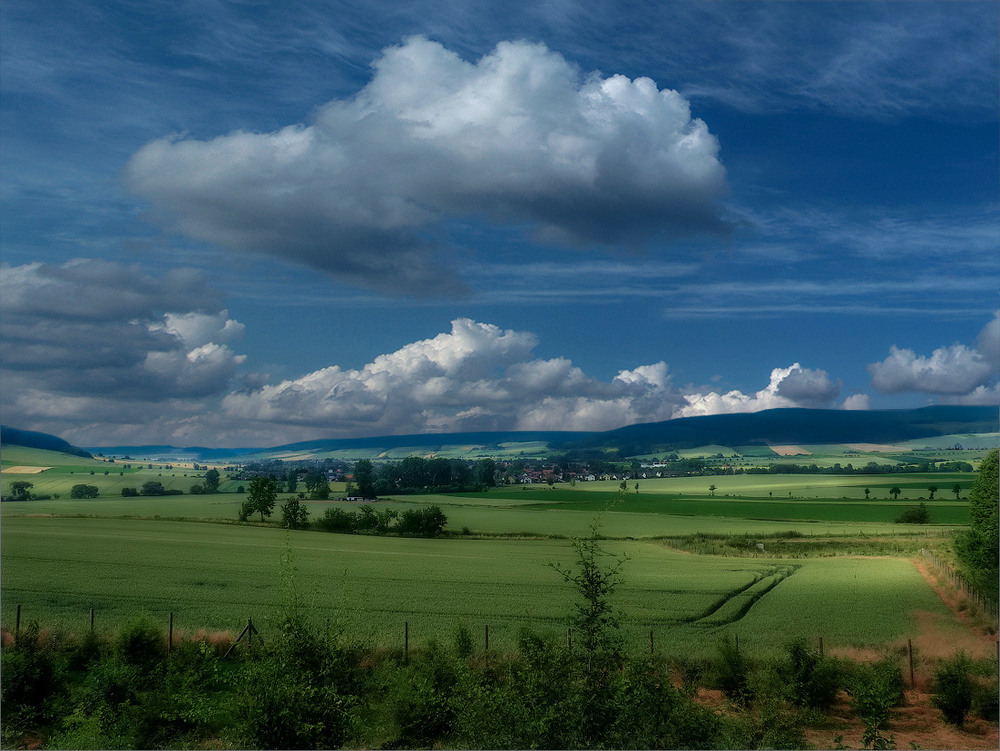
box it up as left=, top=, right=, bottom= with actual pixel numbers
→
left=908, top=640, right=915, bottom=688
left=169, top=612, right=174, bottom=652
left=15, top=604, right=21, bottom=643
left=404, top=621, right=409, bottom=662
left=567, top=628, right=572, bottom=650
left=649, top=630, right=654, bottom=656
left=484, top=624, right=489, bottom=652
left=819, top=636, right=823, bottom=658
left=90, top=607, right=95, bottom=633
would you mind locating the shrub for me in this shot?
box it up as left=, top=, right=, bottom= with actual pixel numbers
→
left=453, top=624, right=474, bottom=659
left=714, top=636, right=752, bottom=706
left=0, top=623, right=65, bottom=735
left=779, top=638, right=842, bottom=710
left=116, top=617, right=166, bottom=667
left=896, top=503, right=930, bottom=524
left=316, top=507, right=357, bottom=533
left=70, top=483, right=100, bottom=499
left=931, top=653, right=974, bottom=726
left=847, top=657, right=905, bottom=747
left=392, top=640, right=462, bottom=747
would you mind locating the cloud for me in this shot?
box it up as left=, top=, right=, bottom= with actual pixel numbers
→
left=675, top=364, right=840, bottom=418
left=868, top=344, right=994, bottom=396
left=0, top=260, right=246, bottom=409
left=222, top=320, right=843, bottom=436
left=841, top=393, right=871, bottom=411
left=126, top=36, right=729, bottom=295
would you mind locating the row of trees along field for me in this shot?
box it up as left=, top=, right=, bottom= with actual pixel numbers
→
left=954, top=448, right=999, bottom=596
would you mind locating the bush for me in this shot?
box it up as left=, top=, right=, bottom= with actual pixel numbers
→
left=714, top=636, right=752, bottom=706
left=70, top=483, right=100, bottom=499
left=0, top=623, right=65, bottom=735
left=397, top=505, right=448, bottom=537
left=931, top=653, right=974, bottom=726
left=778, top=638, right=842, bottom=710
left=315, top=507, right=357, bottom=533
left=116, top=617, right=166, bottom=667
left=896, top=502, right=930, bottom=524
left=847, top=657, right=905, bottom=747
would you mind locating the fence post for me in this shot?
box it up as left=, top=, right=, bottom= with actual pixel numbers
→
left=90, top=607, right=95, bottom=633
left=484, top=624, right=489, bottom=652
left=649, top=630, right=654, bottom=656
left=404, top=621, right=409, bottom=663
left=908, top=640, right=915, bottom=688
left=819, top=636, right=823, bottom=658
left=15, top=604, right=21, bottom=643
left=567, top=628, right=572, bottom=650
left=247, top=618, right=253, bottom=650
left=169, top=612, right=174, bottom=652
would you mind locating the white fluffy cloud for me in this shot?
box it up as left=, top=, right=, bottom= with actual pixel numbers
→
left=0, top=260, right=246, bottom=411
left=675, top=364, right=840, bottom=418
left=222, top=320, right=843, bottom=436
left=126, top=37, right=728, bottom=295
left=866, top=313, right=999, bottom=402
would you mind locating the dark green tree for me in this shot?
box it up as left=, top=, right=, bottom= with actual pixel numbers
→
left=927, top=485, right=938, bottom=500
left=286, top=469, right=298, bottom=494
left=140, top=481, right=165, bottom=496
left=71, top=484, right=100, bottom=499
left=475, top=458, right=497, bottom=488
left=280, top=496, right=310, bottom=529
left=8, top=481, right=33, bottom=501
left=955, top=449, right=999, bottom=588
left=246, top=477, right=277, bottom=522
left=203, top=468, right=221, bottom=493
left=354, top=460, right=376, bottom=500
left=889, top=486, right=901, bottom=500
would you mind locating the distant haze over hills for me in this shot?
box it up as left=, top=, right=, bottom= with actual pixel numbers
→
left=4, top=405, right=994, bottom=463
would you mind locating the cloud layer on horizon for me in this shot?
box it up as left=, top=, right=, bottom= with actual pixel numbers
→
left=2, top=261, right=997, bottom=447
left=125, top=37, right=729, bottom=295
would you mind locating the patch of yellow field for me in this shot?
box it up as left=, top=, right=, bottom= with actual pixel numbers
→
left=768, top=445, right=810, bottom=456
left=846, top=443, right=910, bottom=452
left=1, top=466, right=53, bottom=474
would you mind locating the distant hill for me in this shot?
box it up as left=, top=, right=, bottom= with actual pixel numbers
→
left=80, top=405, right=998, bottom=461
left=1, top=425, right=94, bottom=459
left=569, top=405, right=999, bottom=454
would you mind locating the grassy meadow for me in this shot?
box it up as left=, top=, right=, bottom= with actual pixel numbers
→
left=0, top=444, right=986, bottom=659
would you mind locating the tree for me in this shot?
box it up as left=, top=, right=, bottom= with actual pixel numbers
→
left=203, top=468, right=220, bottom=493
left=8, top=481, right=33, bottom=501
left=354, top=459, right=376, bottom=500
left=140, top=481, right=165, bottom=496
left=70, top=484, right=99, bottom=499
left=280, top=496, right=310, bottom=529
left=952, top=484, right=962, bottom=500
left=955, top=449, right=999, bottom=581
left=475, top=458, right=497, bottom=488
left=246, top=477, right=277, bottom=522
left=927, top=485, right=938, bottom=500
left=708, top=484, right=717, bottom=496
left=286, top=469, right=298, bottom=494
left=889, top=486, right=901, bottom=500
left=864, top=488, right=870, bottom=499
left=397, top=505, right=447, bottom=537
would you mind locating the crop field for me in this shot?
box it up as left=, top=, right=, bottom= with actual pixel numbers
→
left=0, top=445, right=984, bottom=663
left=0, top=515, right=954, bottom=658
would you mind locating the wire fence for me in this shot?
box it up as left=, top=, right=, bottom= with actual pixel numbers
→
left=919, top=548, right=998, bottom=619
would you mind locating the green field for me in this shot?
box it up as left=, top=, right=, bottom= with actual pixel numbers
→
left=0, top=516, right=954, bottom=658
left=0, top=446, right=982, bottom=659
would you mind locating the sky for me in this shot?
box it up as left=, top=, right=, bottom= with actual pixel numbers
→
left=1, top=0, right=998, bottom=448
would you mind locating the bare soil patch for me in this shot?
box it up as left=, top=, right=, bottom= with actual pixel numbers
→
left=845, top=443, right=911, bottom=453
left=768, top=445, right=811, bottom=456
left=2, top=466, right=53, bottom=474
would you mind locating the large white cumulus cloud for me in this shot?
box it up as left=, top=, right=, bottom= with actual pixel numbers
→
left=222, top=320, right=843, bottom=436
left=867, top=313, right=1000, bottom=401
left=126, top=37, right=728, bottom=295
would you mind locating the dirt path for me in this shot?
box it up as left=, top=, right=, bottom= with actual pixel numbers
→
left=912, top=556, right=998, bottom=659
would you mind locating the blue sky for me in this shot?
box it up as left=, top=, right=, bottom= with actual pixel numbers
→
left=1, top=0, right=998, bottom=447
